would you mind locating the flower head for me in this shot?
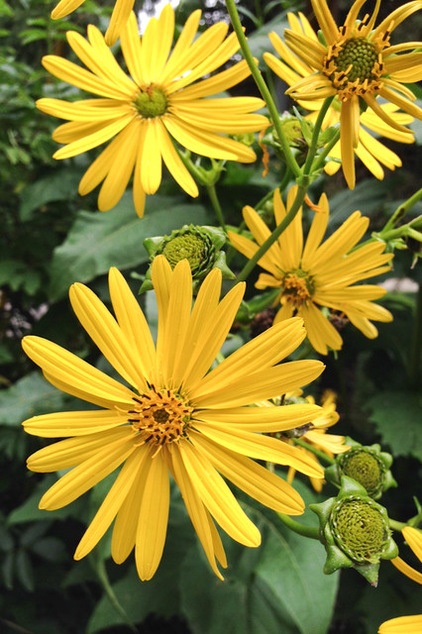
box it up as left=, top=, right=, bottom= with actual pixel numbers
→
left=51, top=0, right=133, bottom=46
left=310, top=476, right=398, bottom=585
left=22, top=256, right=325, bottom=580
left=37, top=5, right=267, bottom=216
left=264, top=1, right=422, bottom=187
left=378, top=526, right=422, bottom=632
left=228, top=186, right=393, bottom=355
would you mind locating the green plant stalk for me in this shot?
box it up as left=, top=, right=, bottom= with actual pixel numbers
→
left=236, top=184, right=307, bottom=281
left=278, top=513, right=320, bottom=539
left=389, top=518, right=408, bottom=532
left=225, top=0, right=302, bottom=180
left=294, top=437, right=336, bottom=465
left=302, top=96, right=335, bottom=178
left=95, top=556, right=138, bottom=633
left=382, top=186, right=422, bottom=233
left=408, top=282, right=422, bottom=389
left=206, top=182, right=228, bottom=233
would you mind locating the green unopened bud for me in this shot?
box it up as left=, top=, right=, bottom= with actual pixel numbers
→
left=325, top=440, right=396, bottom=499
left=140, top=225, right=234, bottom=292
left=310, top=476, right=398, bottom=585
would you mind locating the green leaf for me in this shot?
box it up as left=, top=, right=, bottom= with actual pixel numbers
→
left=19, top=169, right=82, bottom=221
left=180, top=481, right=338, bottom=634
left=0, top=372, right=65, bottom=426
left=48, top=192, right=211, bottom=301
left=367, top=390, right=422, bottom=460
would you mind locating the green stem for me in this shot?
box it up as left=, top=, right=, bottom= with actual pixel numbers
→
left=225, top=0, right=302, bottom=179
left=95, top=557, right=138, bottom=633
left=236, top=184, right=307, bottom=281
left=294, top=437, right=336, bottom=465
left=206, top=183, right=227, bottom=233
left=302, top=97, right=335, bottom=178
left=389, top=518, right=408, bottom=532
left=278, top=513, right=320, bottom=539
left=408, top=282, right=422, bottom=389
left=382, top=187, right=422, bottom=234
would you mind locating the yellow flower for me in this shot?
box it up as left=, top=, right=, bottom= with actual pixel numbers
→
left=37, top=5, right=267, bottom=217
left=264, top=15, right=415, bottom=185
left=285, top=390, right=348, bottom=493
left=378, top=526, right=422, bottom=633
left=228, top=186, right=393, bottom=355
left=51, top=0, right=133, bottom=46
left=22, top=256, right=325, bottom=581
left=263, top=1, right=422, bottom=188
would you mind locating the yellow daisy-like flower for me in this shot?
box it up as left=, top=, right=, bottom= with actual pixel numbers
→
left=285, top=390, right=348, bottom=493
left=264, top=13, right=415, bottom=185
left=264, top=0, right=422, bottom=188
left=37, top=5, right=267, bottom=217
left=51, top=0, right=133, bottom=46
left=228, top=186, right=393, bottom=355
left=21, top=256, right=325, bottom=581
left=378, top=526, right=422, bottom=633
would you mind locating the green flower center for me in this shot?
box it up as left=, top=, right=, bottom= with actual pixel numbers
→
left=134, top=85, right=168, bottom=118
left=331, top=496, right=389, bottom=563
left=281, top=270, right=314, bottom=307
left=163, top=234, right=206, bottom=270
left=323, top=37, right=382, bottom=100
left=128, top=386, right=193, bottom=448
left=340, top=450, right=384, bottom=498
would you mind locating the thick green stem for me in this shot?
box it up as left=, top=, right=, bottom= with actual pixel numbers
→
left=236, top=184, right=307, bottom=281
left=278, top=513, right=320, bottom=539
left=206, top=183, right=227, bottom=233
left=302, top=97, right=335, bottom=178
left=408, top=282, right=422, bottom=389
left=389, top=518, right=408, bottom=532
left=383, top=187, right=422, bottom=234
left=225, top=0, right=302, bottom=179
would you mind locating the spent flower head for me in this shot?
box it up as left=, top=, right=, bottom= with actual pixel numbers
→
left=310, top=476, right=398, bottom=585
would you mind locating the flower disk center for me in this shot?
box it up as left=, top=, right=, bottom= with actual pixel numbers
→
left=129, top=386, right=193, bottom=447
left=281, top=271, right=313, bottom=307
left=331, top=497, right=388, bottom=563
left=134, top=85, right=168, bottom=118
left=324, top=38, right=382, bottom=100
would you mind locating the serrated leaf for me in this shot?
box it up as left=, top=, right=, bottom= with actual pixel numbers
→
left=367, top=390, right=422, bottom=460
left=48, top=193, right=211, bottom=301
left=0, top=372, right=65, bottom=426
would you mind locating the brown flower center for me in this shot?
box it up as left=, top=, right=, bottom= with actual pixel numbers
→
left=128, top=385, right=193, bottom=447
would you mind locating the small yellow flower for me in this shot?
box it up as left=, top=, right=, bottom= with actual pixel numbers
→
left=264, top=1, right=422, bottom=188
left=228, top=186, right=393, bottom=355
left=22, top=256, right=325, bottom=581
left=378, top=526, right=422, bottom=633
left=51, top=0, right=134, bottom=46
left=37, top=5, right=267, bottom=216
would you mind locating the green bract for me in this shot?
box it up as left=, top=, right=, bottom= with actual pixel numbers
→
left=140, top=225, right=235, bottom=292
left=325, top=440, right=397, bottom=499
left=310, top=476, right=398, bottom=586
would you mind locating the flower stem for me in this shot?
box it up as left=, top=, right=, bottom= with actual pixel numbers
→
left=236, top=185, right=307, bottom=281
left=294, top=437, right=336, bottom=465
left=206, top=183, right=227, bottom=233
left=94, top=556, right=138, bottom=633
left=278, top=513, right=320, bottom=539
left=383, top=187, right=422, bottom=233
left=225, top=0, right=302, bottom=179
left=302, top=96, right=335, bottom=179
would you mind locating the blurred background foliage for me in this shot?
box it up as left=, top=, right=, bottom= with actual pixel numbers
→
left=0, top=0, right=421, bottom=632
